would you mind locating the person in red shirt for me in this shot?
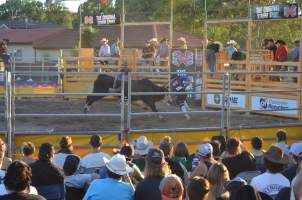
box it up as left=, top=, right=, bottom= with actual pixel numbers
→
left=275, top=40, right=288, bottom=61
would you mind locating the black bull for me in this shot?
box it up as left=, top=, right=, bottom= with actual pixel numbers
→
left=84, top=74, right=190, bottom=120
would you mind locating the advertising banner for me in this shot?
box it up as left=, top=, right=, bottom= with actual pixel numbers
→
left=253, top=4, right=298, bottom=20
left=207, top=94, right=246, bottom=109
left=251, top=96, right=298, bottom=115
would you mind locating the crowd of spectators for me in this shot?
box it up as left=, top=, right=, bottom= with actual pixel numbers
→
left=0, top=130, right=301, bottom=200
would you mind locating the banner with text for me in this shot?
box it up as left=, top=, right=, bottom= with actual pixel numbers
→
left=251, top=96, right=298, bottom=115
left=207, top=94, right=246, bottom=109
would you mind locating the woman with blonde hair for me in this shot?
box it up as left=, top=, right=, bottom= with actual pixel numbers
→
left=207, top=163, right=230, bottom=200
left=135, top=148, right=171, bottom=200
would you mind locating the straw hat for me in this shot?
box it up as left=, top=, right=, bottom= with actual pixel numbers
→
left=103, top=154, right=133, bottom=175
left=149, top=38, right=158, bottom=43
left=177, top=37, right=187, bottom=43
left=134, top=136, right=153, bottom=156
left=100, top=38, right=108, bottom=43
left=227, top=40, right=237, bottom=45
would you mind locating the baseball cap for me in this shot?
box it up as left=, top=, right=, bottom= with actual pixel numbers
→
left=290, top=142, right=302, bottom=157
left=197, top=143, right=213, bottom=157
left=224, top=177, right=247, bottom=193
left=159, top=174, right=184, bottom=200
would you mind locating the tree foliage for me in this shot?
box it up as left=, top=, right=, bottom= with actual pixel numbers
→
left=0, top=0, right=74, bottom=28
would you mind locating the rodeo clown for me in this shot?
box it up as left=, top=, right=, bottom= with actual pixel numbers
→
left=170, top=63, right=193, bottom=120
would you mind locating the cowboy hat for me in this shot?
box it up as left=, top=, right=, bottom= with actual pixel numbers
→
left=177, top=37, right=187, bottom=43
left=133, top=136, right=153, bottom=156
left=264, top=145, right=289, bottom=165
left=149, top=38, right=158, bottom=43
left=100, top=38, right=108, bottom=43
left=227, top=40, right=237, bottom=45
left=103, top=154, right=133, bottom=175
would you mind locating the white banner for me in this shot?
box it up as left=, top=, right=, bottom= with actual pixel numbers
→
left=251, top=96, right=298, bottom=115
left=207, top=94, right=246, bottom=108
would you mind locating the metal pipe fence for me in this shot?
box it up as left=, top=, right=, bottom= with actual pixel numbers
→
left=2, top=67, right=302, bottom=157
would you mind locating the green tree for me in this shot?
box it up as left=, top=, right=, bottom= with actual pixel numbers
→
left=82, top=26, right=97, bottom=47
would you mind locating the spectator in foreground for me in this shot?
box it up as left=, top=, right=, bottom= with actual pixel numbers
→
left=251, top=145, right=290, bottom=198
left=187, top=176, right=210, bottom=200
left=83, top=154, right=134, bottom=200
left=283, top=142, right=302, bottom=181
left=250, top=137, right=265, bottom=171
left=173, top=142, right=191, bottom=171
left=230, top=185, right=262, bottom=200
left=53, top=136, right=78, bottom=169
left=132, top=136, right=153, bottom=171
left=290, top=162, right=302, bottom=200
left=191, top=143, right=217, bottom=178
left=211, top=140, right=221, bottom=161
left=159, top=174, right=184, bottom=200
left=273, top=130, right=290, bottom=156
left=159, top=136, right=188, bottom=184
left=80, top=135, right=110, bottom=171
left=64, top=155, right=99, bottom=200
left=222, top=138, right=256, bottom=179
left=0, top=138, right=12, bottom=171
left=135, top=148, right=171, bottom=200
left=20, top=142, right=37, bottom=165
left=30, top=143, right=64, bottom=190
left=207, top=163, right=230, bottom=200
left=0, top=161, right=45, bottom=200
left=118, top=144, right=144, bottom=185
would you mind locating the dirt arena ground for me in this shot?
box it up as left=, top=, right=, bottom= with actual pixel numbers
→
left=0, top=98, right=299, bottom=133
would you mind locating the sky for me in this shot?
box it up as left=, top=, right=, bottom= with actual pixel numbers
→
left=0, top=0, right=82, bottom=12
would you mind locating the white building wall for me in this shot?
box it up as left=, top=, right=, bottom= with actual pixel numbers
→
left=35, top=49, right=61, bottom=63
left=8, top=45, right=35, bottom=63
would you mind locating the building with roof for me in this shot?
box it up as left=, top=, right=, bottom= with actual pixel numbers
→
left=0, top=28, right=78, bottom=63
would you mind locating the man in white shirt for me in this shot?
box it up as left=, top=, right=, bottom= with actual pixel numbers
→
left=98, top=38, right=110, bottom=65
left=80, top=135, right=110, bottom=172
left=251, top=145, right=290, bottom=198
left=273, top=130, right=290, bottom=156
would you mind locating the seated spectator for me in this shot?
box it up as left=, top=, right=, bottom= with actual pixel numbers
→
left=83, top=154, right=134, bottom=200
left=159, top=136, right=188, bottom=184
left=207, top=163, right=230, bottom=200
left=230, top=185, right=262, bottom=200
left=211, top=140, right=221, bottom=160
left=251, top=146, right=290, bottom=198
left=273, top=130, right=290, bottom=156
left=222, top=138, right=256, bottom=179
left=20, top=142, right=37, bottom=165
left=191, top=143, right=217, bottom=178
left=80, top=135, right=110, bottom=172
left=135, top=148, right=171, bottom=200
left=187, top=176, right=210, bottom=200
left=53, top=136, right=78, bottom=169
left=64, top=155, right=98, bottom=200
left=118, top=144, right=144, bottom=185
left=290, top=162, right=302, bottom=200
left=30, top=143, right=64, bottom=198
left=250, top=137, right=265, bottom=172
left=283, top=142, right=302, bottom=182
left=275, top=187, right=290, bottom=200
left=132, top=136, right=153, bottom=171
left=159, top=174, right=184, bottom=200
left=173, top=142, right=191, bottom=171
left=211, top=136, right=226, bottom=154
left=0, top=138, right=12, bottom=171
left=0, top=161, right=45, bottom=200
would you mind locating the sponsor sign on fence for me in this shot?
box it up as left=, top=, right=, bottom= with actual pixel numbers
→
left=251, top=96, right=298, bottom=115
left=207, top=94, right=246, bottom=108
left=253, top=3, right=298, bottom=20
